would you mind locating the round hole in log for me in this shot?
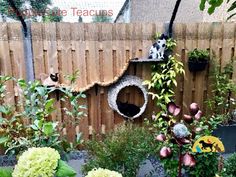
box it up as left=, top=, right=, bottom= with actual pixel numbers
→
left=108, top=75, right=148, bottom=119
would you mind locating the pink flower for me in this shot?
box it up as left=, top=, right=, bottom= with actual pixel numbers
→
left=182, top=153, right=196, bottom=167
left=167, top=102, right=181, bottom=116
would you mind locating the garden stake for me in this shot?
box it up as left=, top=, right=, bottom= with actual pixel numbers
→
left=178, top=145, right=183, bottom=177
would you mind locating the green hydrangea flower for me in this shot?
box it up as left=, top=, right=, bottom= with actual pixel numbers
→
left=13, top=147, right=60, bottom=177
left=85, top=168, right=122, bottom=177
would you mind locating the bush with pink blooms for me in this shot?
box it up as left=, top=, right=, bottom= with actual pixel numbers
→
left=153, top=102, right=220, bottom=177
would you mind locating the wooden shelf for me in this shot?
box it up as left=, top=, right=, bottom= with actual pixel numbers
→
left=130, top=58, right=163, bottom=63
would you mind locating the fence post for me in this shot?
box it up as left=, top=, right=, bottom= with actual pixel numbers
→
left=23, top=21, right=34, bottom=81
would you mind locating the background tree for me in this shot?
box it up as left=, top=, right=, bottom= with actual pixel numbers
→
left=200, top=0, right=236, bottom=19
left=42, top=7, right=63, bottom=22
left=92, top=15, right=112, bottom=23
left=0, top=0, right=62, bottom=22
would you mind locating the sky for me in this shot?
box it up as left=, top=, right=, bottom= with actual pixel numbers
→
left=52, top=0, right=126, bottom=22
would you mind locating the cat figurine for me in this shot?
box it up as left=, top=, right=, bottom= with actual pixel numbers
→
left=148, top=34, right=168, bottom=60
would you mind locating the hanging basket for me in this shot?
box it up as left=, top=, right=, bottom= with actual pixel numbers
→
left=188, top=60, right=208, bottom=72
left=108, top=75, right=148, bottom=119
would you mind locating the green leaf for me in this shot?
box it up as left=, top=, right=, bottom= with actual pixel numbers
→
left=0, top=136, right=9, bottom=144
left=31, top=119, right=43, bottom=130
left=36, top=87, right=45, bottom=96
left=76, top=132, right=83, bottom=143
left=0, top=167, right=13, bottom=177
left=0, top=118, right=4, bottom=123
left=43, top=122, right=54, bottom=136
left=173, top=80, right=177, bottom=86
left=45, top=99, right=55, bottom=110
left=17, top=79, right=27, bottom=88
left=30, top=124, right=38, bottom=130
left=79, top=105, right=87, bottom=109
left=200, top=0, right=207, bottom=10
left=56, top=160, right=77, bottom=177
left=80, top=93, right=86, bottom=98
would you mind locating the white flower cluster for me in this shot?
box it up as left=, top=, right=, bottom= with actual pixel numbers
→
left=13, top=147, right=60, bottom=177
left=85, top=168, right=123, bottom=177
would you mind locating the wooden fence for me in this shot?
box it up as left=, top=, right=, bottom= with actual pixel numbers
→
left=0, top=22, right=236, bottom=142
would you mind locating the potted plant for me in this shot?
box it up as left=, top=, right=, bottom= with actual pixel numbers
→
left=188, top=49, right=210, bottom=72
left=206, top=62, right=236, bottom=153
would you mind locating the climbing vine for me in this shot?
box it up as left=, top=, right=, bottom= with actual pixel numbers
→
left=143, top=35, right=185, bottom=119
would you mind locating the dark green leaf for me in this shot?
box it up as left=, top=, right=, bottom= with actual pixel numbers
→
left=200, top=0, right=207, bottom=10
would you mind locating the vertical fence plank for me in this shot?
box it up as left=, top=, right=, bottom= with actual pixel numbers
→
left=42, top=23, right=62, bottom=124
left=211, top=23, right=223, bottom=64
left=206, top=23, right=223, bottom=115
left=78, top=96, right=89, bottom=139
left=223, top=23, right=236, bottom=106
left=173, top=23, right=186, bottom=115
left=57, top=23, right=73, bottom=84
left=222, top=23, right=235, bottom=68
left=42, top=23, right=58, bottom=74
left=195, top=23, right=211, bottom=112
left=141, top=23, right=154, bottom=118
left=57, top=23, right=75, bottom=141
left=112, top=23, right=126, bottom=125
left=101, top=24, right=113, bottom=83
left=0, top=23, right=15, bottom=105
left=222, top=23, right=235, bottom=67
left=102, top=88, right=115, bottom=133
left=71, top=23, right=88, bottom=91
left=70, top=23, right=89, bottom=139
left=85, top=24, right=100, bottom=87
left=7, top=23, right=26, bottom=79
left=233, top=24, right=236, bottom=86
left=182, top=24, right=198, bottom=113
left=31, top=23, right=45, bottom=79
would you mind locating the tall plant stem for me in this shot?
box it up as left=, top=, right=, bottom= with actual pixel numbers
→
left=178, top=145, right=182, bottom=177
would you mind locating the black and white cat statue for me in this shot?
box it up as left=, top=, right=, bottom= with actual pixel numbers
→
left=148, top=34, right=168, bottom=60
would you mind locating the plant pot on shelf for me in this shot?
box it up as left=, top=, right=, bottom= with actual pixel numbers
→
left=213, top=123, right=236, bottom=153
left=188, top=60, right=208, bottom=72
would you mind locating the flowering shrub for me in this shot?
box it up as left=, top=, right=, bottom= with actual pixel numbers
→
left=85, top=168, right=122, bottom=177
left=12, top=147, right=60, bottom=177
left=154, top=102, right=220, bottom=177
